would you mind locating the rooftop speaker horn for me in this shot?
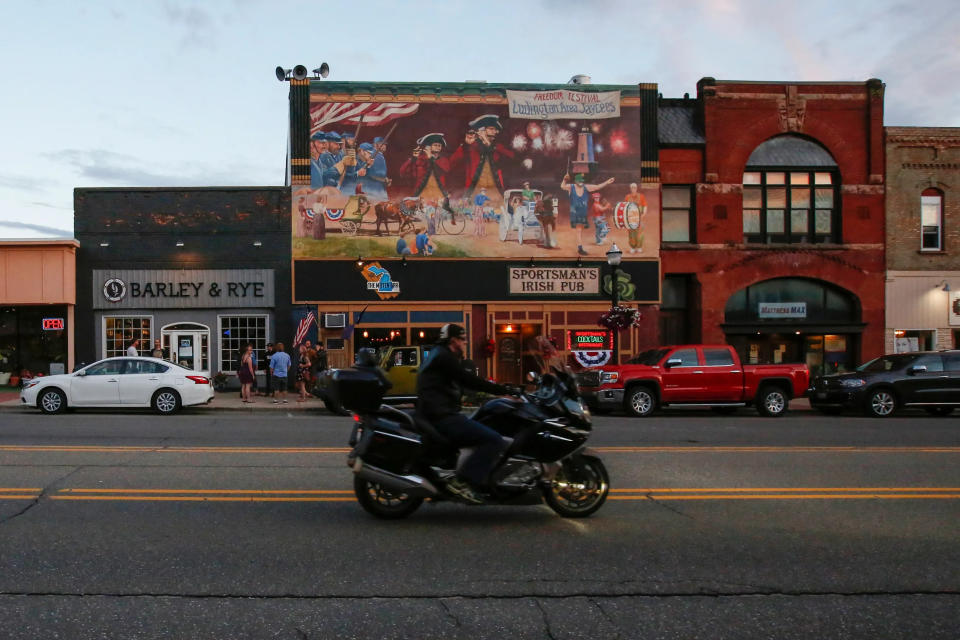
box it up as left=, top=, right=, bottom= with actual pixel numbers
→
left=293, top=65, right=308, bottom=80
left=314, top=62, right=330, bottom=78
left=275, top=66, right=290, bottom=81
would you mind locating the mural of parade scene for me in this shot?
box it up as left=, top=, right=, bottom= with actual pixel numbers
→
left=293, top=90, right=659, bottom=260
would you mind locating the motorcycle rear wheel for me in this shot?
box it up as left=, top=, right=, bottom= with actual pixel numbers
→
left=543, top=456, right=609, bottom=518
left=353, top=476, right=424, bottom=519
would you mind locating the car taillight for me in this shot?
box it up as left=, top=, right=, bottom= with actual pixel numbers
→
left=186, top=376, right=210, bottom=385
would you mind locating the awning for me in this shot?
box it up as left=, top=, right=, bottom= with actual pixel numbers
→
left=721, top=323, right=866, bottom=335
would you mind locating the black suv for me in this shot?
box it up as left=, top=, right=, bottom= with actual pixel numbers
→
left=809, top=351, right=960, bottom=417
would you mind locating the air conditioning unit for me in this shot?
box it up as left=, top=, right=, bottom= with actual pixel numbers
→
left=323, top=313, right=346, bottom=329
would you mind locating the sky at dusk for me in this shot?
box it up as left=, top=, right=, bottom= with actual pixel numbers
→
left=0, top=0, right=957, bottom=238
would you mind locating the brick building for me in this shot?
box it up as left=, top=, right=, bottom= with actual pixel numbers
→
left=658, top=79, right=886, bottom=377
left=884, top=127, right=960, bottom=353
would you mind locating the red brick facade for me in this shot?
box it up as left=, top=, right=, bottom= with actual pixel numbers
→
left=659, top=79, right=886, bottom=365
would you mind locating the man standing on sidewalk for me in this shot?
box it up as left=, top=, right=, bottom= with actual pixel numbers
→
left=269, top=342, right=291, bottom=404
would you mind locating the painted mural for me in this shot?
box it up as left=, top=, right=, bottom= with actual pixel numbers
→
left=292, top=87, right=659, bottom=260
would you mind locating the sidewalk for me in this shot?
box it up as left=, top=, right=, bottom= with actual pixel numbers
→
left=0, top=390, right=337, bottom=413
left=1, top=390, right=813, bottom=413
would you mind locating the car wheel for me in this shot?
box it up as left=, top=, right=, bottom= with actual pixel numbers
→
left=923, top=406, right=954, bottom=417
left=38, top=388, right=67, bottom=415
left=152, top=389, right=182, bottom=415
left=865, top=388, right=897, bottom=418
left=756, top=386, right=788, bottom=417
left=624, top=386, right=657, bottom=417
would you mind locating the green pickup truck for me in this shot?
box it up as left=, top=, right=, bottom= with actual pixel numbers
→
left=316, top=345, right=433, bottom=413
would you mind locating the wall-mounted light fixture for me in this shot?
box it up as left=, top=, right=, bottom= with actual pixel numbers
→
left=253, top=240, right=262, bottom=248
left=175, top=240, right=184, bottom=247
left=99, top=242, right=110, bottom=248
left=934, top=279, right=951, bottom=292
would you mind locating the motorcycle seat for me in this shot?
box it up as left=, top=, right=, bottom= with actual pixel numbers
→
left=405, top=410, right=453, bottom=448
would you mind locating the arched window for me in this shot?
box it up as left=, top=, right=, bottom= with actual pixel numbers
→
left=921, top=188, right=944, bottom=251
left=742, top=135, right=840, bottom=245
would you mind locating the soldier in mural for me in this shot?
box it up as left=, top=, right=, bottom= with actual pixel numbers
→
left=400, top=133, right=449, bottom=203
left=357, top=142, right=389, bottom=200
left=315, top=132, right=343, bottom=188
left=465, top=115, right=514, bottom=205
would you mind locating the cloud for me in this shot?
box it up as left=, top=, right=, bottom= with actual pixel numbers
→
left=48, top=148, right=279, bottom=187
left=0, top=174, right=46, bottom=192
left=161, top=0, right=217, bottom=50
left=0, top=221, right=73, bottom=237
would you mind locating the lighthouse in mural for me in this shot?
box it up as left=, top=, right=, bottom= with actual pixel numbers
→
left=571, top=127, right=597, bottom=175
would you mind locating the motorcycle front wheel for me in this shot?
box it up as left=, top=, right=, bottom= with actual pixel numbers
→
left=353, top=476, right=424, bottom=519
left=543, top=455, right=609, bottom=518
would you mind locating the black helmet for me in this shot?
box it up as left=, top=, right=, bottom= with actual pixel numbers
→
left=354, top=348, right=378, bottom=367
left=439, top=323, right=466, bottom=341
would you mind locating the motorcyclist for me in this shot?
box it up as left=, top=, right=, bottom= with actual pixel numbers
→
left=416, top=323, right=511, bottom=503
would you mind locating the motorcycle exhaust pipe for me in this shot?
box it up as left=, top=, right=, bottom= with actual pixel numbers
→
left=353, top=459, right=439, bottom=498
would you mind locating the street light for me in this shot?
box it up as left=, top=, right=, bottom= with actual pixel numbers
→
left=606, top=243, right=623, bottom=364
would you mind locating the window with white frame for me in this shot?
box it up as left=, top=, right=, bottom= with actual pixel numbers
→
left=219, top=315, right=268, bottom=373
left=921, top=189, right=944, bottom=251
left=104, top=316, right=152, bottom=358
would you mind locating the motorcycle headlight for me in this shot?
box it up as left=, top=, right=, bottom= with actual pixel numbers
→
left=840, top=378, right=866, bottom=388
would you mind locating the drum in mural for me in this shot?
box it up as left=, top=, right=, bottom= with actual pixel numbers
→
left=613, top=201, right=641, bottom=230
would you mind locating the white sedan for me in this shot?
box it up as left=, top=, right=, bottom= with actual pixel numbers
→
left=20, top=357, right=214, bottom=415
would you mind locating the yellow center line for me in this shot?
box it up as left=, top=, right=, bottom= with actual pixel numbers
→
left=59, top=488, right=353, bottom=494
left=611, top=494, right=960, bottom=500
left=0, top=488, right=43, bottom=492
left=2, top=445, right=960, bottom=454
left=610, top=487, right=960, bottom=493
left=0, top=495, right=41, bottom=500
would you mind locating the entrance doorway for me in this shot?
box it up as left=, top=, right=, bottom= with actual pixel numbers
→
left=161, top=323, right=210, bottom=372
left=495, top=323, right=542, bottom=385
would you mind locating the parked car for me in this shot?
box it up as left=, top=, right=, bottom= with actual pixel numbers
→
left=20, top=357, right=214, bottom=415
left=577, top=344, right=809, bottom=417
left=809, top=350, right=960, bottom=417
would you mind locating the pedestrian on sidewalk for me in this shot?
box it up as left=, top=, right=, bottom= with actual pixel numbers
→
left=150, top=339, right=164, bottom=359
left=296, top=344, right=312, bottom=402
left=261, top=343, right=274, bottom=397
left=127, top=338, right=140, bottom=356
left=269, top=342, right=291, bottom=404
left=239, top=344, right=256, bottom=403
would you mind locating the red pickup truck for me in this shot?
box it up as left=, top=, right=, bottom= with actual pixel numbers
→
left=577, top=344, right=810, bottom=417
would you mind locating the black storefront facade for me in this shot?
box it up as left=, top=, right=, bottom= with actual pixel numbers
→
left=294, top=259, right=661, bottom=384
left=75, top=187, right=292, bottom=378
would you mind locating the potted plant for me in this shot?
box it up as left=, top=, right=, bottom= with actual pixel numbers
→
left=212, top=371, right=229, bottom=392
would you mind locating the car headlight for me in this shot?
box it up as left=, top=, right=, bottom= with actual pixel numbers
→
left=23, top=379, right=42, bottom=389
left=600, top=371, right=619, bottom=384
left=840, top=378, right=866, bottom=388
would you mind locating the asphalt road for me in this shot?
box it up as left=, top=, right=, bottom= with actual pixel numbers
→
left=0, top=409, right=958, bottom=639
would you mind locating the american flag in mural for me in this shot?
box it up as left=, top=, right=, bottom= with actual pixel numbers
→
left=294, top=311, right=316, bottom=346
left=310, top=102, right=419, bottom=134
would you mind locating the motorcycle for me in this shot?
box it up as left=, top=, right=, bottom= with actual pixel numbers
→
left=332, top=366, right=610, bottom=519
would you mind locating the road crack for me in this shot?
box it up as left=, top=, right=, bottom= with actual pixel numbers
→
left=534, top=599, right=558, bottom=640
left=0, top=465, right=87, bottom=526
left=438, top=598, right=462, bottom=629
left=645, top=491, right=696, bottom=520
left=591, top=598, right=623, bottom=639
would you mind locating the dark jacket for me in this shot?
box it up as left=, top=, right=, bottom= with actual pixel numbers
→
left=416, top=343, right=506, bottom=419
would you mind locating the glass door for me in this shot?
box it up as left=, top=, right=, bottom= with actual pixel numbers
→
left=171, top=332, right=199, bottom=370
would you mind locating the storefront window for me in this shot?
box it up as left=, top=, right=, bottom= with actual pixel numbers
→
left=105, top=316, right=152, bottom=358
left=0, top=307, right=70, bottom=378
left=219, top=316, right=268, bottom=374
left=355, top=328, right=406, bottom=356
left=412, top=327, right=441, bottom=345
left=894, top=329, right=934, bottom=353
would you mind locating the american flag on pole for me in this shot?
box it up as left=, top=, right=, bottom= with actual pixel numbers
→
left=310, top=102, right=418, bottom=135
left=294, top=310, right=316, bottom=346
